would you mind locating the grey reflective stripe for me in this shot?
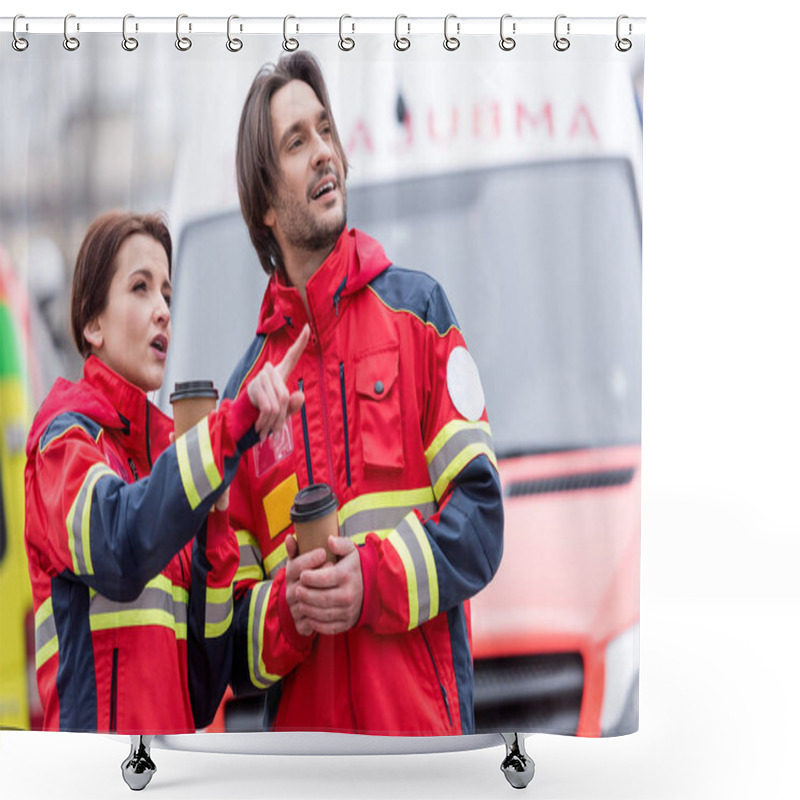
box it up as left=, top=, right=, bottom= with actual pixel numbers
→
left=205, top=594, right=233, bottom=627
left=35, top=612, right=57, bottom=655
left=395, top=516, right=432, bottom=623
left=70, top=463, right=107, bottom=574
left=266, top=559, right=286, bottom=580
left=239, top=544, right=261, bottom=568
left=340, top=501, right=438, bottom=540
left=185, top=425, right=215, bottom=501
left=90, top=586, right=187, bottom=627
left=250, top=581, right=273, bottom=687
left=427, top=426, right=494, bottom=487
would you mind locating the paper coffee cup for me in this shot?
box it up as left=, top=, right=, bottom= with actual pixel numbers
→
left=170, top=380, right=219, bottom=436
left=290, top=483, right=339, bottom=564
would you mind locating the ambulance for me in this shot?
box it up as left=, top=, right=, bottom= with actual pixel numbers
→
left=160, top=39, right=643, bottom=736
left=0, top=249, right=44, bottom=730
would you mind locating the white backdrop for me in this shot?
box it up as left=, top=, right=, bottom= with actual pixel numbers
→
left=1, top=1, right=798, bottom=798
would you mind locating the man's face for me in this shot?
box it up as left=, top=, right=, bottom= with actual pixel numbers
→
left=265, top=79, right=347, bottom=259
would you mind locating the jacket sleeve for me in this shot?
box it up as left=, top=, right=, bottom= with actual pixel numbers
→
left=33, top=390, right=259, bottom=602
left=357, top=281, right=504, bottom=634
left=186, top=506, right=238, bottom=728
left=225, top=406, right=315, bottom=698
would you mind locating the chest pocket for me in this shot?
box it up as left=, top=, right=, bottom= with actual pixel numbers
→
left=355, top=346, right=403, bottom=471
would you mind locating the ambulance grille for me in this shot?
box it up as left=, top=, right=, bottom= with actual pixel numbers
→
left=473, top=653, right=584, bottom=734
left=504, top=467, right=635, bottom=498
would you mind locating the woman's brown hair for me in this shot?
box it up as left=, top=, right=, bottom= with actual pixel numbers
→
left=70, top=210, right=172, bottom=358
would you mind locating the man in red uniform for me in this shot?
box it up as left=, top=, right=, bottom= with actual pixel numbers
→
left=226, top=51, right=503, bottom=735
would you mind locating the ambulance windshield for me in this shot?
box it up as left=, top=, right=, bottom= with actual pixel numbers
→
left=164, top=158, right=641, bottom=457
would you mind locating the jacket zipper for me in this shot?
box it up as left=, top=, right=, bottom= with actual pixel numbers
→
left=339, top=362, right=351, bottom=487
left=298, top=378, right=313, bottom=484
left=420, top=627, right=453, bottom=728
left=127, top=458, right=139, bottom=481
left=110, top=647, right=119, bottom=733
left=307, top=310, right=336, bottom=491
left=344, top=635, right=358, bottom=730
left=142, top=397, right=153, bottom=468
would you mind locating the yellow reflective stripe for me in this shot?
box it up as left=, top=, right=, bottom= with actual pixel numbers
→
left=337, top=488, right=438, bottom=542
left=65, top=462, right=116, bottom=576
left=349, top=528, right=393, bottom=546
left=263, top=542, right=288, bottom=577
left=337, top=488, right=435, bottom=523
left=248, top=581, right=281, bottom=689
left=89, top=577, right=189, bottom=639
left=36, top=635, right=59, bottom=670
left=425, top=420, right=497, bottom=502
left=433, top=442, right=498, bottom=502
left=236, top=529, right=260, bottom=549
left=176, top=433, right=200, bottom=509
left=197, top=417, right=223, bottom=495
left=176, top=417, right=222, bottom=511
left=34, top=597, right=58, bottom=669
left=387, top=526, right=420, bottom=630
left=386, top=512, right=439, bottom=630
left=235, top=563, right=265, bottom=582
left=235, top=529, right=265, bottom=582
left=89, top=608, right=187, bottom=639
left=406, top=513, right=439, bottom=622
left=205, top=585, right=233, bottom=638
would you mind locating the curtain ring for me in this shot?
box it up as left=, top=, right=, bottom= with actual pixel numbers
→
left=226, top=15, right=243, bottom=52
left=338, top=15, right=355, bottom=51
left=122, top=14, right=138, bottom=51
left=443, top=14, right=460, bottom=51
left=553, top=14, right=570, bottom=51
left=63, top=13, right=80, bottom=51
left=615, top=15, right=632, bottom=52
left=394, top=15, right=410, bottom=51
left=176, top=14, right=192, bottom=51
left=283, top=15, right=299, bottom=51
left=499, top=14, right=516, bottom=51
left=12, top=15, right=29, bottom=52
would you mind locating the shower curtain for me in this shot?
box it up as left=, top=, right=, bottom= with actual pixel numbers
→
left=0, top=11, right=643, bottom=775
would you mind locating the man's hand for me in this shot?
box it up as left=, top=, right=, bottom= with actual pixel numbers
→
left=294, top=536, right=364, bottom=636
left=284, top=533, right=327, bottom=637
left=247, top=324, right=310, bottom=442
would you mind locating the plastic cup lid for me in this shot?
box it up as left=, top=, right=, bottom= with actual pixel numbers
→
left=170, top=380, right=218, bottom=403
left=290, top=483, right=338, bottom=522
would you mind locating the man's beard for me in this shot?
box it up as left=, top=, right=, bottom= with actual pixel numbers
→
left=274, top=172, right=347, bottom=254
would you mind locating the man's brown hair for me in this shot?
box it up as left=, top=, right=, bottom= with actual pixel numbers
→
left=236, top=50, right=349, bottom=276
left=71, top=210, right=172, bottom=358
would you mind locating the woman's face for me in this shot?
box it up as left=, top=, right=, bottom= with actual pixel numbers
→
left=84, top=233, right=172, bottom=393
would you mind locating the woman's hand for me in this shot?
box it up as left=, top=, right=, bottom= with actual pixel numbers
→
left=247, top=324, right=310, bottom=442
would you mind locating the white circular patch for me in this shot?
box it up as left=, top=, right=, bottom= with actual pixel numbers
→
left=446, top=347, right=485, bottom=421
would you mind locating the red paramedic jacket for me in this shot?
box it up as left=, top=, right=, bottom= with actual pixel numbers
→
left=227, top=228, right=504, bottom=735
left=24, top=356, right=260, bottom=733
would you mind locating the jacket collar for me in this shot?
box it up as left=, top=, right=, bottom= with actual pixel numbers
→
left=26, top=355, right=172, bottom=461
left=257, top=227, right=391, bottom=339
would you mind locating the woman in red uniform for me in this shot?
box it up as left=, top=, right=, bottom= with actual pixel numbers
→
left=24, top=211, right=308, bottom=742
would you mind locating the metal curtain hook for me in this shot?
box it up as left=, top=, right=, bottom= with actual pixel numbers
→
left=176, top=14, right=192, bottom=51
left=63, top=13, right=80, bottom=51
left=283, top=15, right=299, bottom=51
left=12, top=14, right=29, bottom=51
left=227, top=15, right=243, bottom=52
left=500, top=14, right=516, bottom=51
left=338, top=14, right=355, bottom=51
left=394, top=14, right=410, bottom=51
left=122, top=14, right=138, bottom=51
left=553, top=14, right=570, bottom=51
left=615, top=14, right=632, bottom=51
left=444, top=14, right=460, bottom=51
